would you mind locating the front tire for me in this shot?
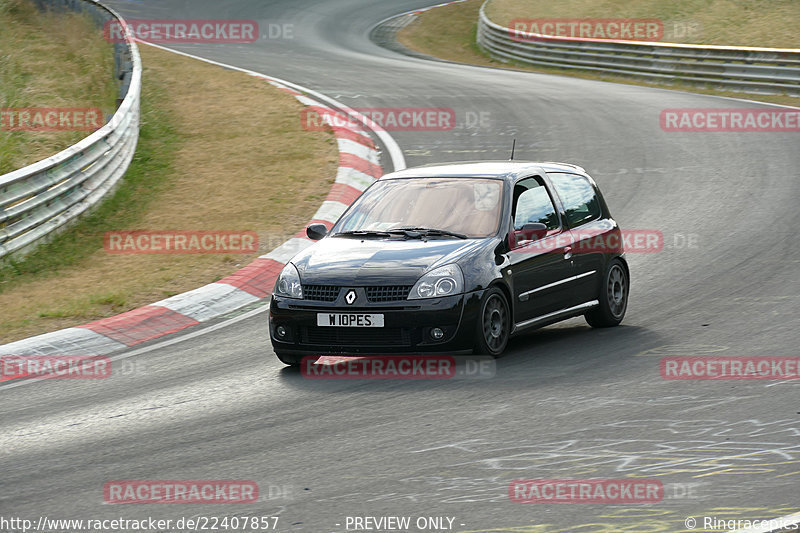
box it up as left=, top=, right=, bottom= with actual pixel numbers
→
left=585, top=259, right=628, bottom=328
left=474, top=287, right=510, bottom=357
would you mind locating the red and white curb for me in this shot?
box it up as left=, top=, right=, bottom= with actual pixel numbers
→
left=0, top=43, right=404, bottom=361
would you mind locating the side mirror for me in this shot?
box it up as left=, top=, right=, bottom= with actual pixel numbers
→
left=510, top=222, right=547, bottom=247
left=306, top=223, right=328, bottom=240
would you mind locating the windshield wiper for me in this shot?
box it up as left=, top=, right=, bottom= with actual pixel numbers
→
left=333, top=230, right=392, bottom=238
left=390, top=227, right=468, bottom=239
left=334, top=228, right=469, bottom=239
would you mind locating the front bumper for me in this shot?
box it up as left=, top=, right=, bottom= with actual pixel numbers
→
left=269, top=290, right=485, bottom=356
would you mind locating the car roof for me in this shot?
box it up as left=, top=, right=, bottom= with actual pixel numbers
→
left=382, top=160, right=587, bottom=181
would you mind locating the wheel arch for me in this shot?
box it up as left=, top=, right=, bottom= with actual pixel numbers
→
left=615, top=254, right=630, bottom=280
left=487, top=279, right=513, bottom=315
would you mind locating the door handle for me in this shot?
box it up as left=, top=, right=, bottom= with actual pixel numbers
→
left=563, top=246, right=573, bottom=260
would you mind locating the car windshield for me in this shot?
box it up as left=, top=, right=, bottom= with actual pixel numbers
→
left=332, top=178, right=503, bottom=238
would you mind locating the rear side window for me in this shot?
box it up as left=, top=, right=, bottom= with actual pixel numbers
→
left=549, top=173, right=601, bottom=228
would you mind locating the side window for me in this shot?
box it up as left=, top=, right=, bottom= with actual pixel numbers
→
left=549, top=173, right=601, bottom=228
left=512, top=177, right=559, bottom=231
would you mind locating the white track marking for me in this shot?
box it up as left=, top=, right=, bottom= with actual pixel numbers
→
left=0, top=303, right=270, bottom=391
left=138, top=41, right=406, bottom=171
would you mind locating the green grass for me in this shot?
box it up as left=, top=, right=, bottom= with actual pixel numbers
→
left=486, top=0, right=800, bottom=48
left=398, top=0, right=800, bottom=108
left=0, top=42, right=339, bottom=343
left=0, top=0, right=118, bottom=173
left=0, top=70, right=178, bottom=292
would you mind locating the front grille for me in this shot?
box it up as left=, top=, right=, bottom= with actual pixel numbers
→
left=302, top=285, right=412, bottom=303
left=303, top=285, right=340, bottom=302
left=366, top=285, right=412, bottom=302
left=301, top=327, right=411, bottom=347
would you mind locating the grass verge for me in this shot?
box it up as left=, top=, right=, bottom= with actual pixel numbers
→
left=486, top=0, right=800, bottom=48
left=0, top=0, right=118, bottom=173
left=397, top=0, right=800, bottom=108
left=0, top=43, right=338, bottom=344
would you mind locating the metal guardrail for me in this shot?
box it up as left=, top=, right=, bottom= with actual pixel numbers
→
left=0, top=0, right=140, bottom=260
left=477, top=0, right=800, bottom=96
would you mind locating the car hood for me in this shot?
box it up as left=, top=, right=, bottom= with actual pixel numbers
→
left=292, top=236, right=483, bottom=286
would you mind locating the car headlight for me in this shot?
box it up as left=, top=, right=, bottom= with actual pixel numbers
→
left=408, top=264, right=464, bottom=300
left=274, top=263, right=303, bottom=299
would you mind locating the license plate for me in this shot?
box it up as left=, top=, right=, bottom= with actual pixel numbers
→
left=317, top=313, right=384, bottom=327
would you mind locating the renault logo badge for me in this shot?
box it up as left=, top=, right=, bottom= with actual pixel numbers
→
left=345, top=289, right=357, bottom=305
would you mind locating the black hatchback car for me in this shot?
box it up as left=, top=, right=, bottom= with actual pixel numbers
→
left=269, top=161, right=629, bottom=365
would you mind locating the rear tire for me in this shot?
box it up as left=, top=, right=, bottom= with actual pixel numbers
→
left=474, top=287, right=510, bottom=358
left=585, top=259, right=628, bottom=328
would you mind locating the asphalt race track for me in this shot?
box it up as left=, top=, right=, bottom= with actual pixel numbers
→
left=1, top=1, right=798, bottom=531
